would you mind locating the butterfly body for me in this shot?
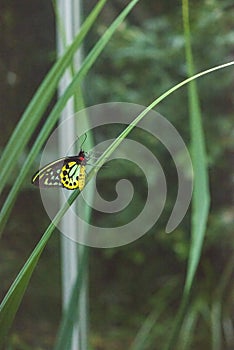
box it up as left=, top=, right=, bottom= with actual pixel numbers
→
left=32, top=150, right=87, bottom=190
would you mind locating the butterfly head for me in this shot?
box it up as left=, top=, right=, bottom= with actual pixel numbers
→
left=78, top=149, right=87, bottom=164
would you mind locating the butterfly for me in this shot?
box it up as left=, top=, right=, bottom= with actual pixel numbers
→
left=31, top=149, right=87, bottom=190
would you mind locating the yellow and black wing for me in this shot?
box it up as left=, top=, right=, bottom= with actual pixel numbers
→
left=60, top=161, right=86, bottom=190
left=32, top=156, right=86, bottom=190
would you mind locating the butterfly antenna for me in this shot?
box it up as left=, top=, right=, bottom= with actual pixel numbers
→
left=80, top=133, right=87, bottom=149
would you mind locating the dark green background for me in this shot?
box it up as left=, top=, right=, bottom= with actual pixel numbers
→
left=0, top=1, right=233, bottom=349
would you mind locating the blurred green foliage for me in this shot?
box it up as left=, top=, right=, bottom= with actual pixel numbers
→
left=0, top=0, right=233, bottom=349
left=87, top=1, right=234, bottom=349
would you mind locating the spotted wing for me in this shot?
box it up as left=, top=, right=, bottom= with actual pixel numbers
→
left=60, top=162, right=86, bottom=190
left=31, top=158, right=67, bottom=188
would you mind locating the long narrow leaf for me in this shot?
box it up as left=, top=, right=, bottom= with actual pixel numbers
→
left=165, top=1, right=210, bottom=348
left=0, top=191, right=75, bottom=346
left=130, top=280, right=178, bottom=350
left=178, top=303, right=199, bottom=350
left=85, top=63, right=234, bottom=178
left=0, top=0, right=107, bottom=194
left=183, top=0, right=210, bottom=295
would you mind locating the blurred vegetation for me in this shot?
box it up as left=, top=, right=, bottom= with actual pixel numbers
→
left=0, top=0, right=233, bottom=349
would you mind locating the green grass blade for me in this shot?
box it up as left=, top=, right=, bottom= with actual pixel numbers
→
left=0, top=0, right=140, bottom=236
left=178, top=302, right=199, bottom=350
left=86, top=62, right=234, bottom=178
left=0, top=225, right=54, bottom=347
left=130, top=280, right=178, bottom=350
left=0, top=0, right=107, bottom=195
left=165, top=1, right=210, bottom=348
left=211, top=301, right=222, bottom=350
left=0, top=188, right=78, bottom=348
left=183, top=0, right=210, bottom=296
